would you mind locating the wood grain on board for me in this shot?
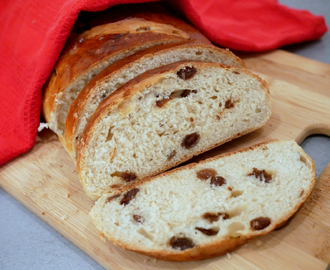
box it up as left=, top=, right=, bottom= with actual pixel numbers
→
left=1, top=49, right=330, bottom=269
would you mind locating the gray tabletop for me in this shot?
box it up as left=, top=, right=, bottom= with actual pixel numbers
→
left=1, top=0, right=330, bottom=269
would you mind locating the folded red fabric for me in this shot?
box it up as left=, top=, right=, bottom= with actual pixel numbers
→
left=0, top=0, right=327, bottom=166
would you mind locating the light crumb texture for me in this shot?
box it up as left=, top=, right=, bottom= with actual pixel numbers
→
left=68, top=44, right=245, bottom=159
left=90, top=140, right=316, bottom=261
left=78, top=62, right=271, bottom=199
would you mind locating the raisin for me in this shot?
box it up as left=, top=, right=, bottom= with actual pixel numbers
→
left=250, top=217, right=271, bottom=230
left=133, top=215, right=145, bottom=223
left=195, top=227, right=219, bottom=236
left=170, top=236, right=195, bottom=250
left=106, top=194, right=120, bottom=203
left=225, top=100, right=234, bottom=108
left=182, top=132, right=200, bottom=149
left=248, top=168, right=272, bottom=183
left=121, top=172, right=137, bottom=182
left=120, top=188, right=139, bottom=205
left=211, top=176, right=226, bottom=186
left=203, top=212, right=229, bottom=223
left=156, top=97, right=171, bottom=107
left=177, top=66, right=197, bottom=80
left=196, top=169, right=217, bottom=180
left=180, top=89, right=197, bottom=97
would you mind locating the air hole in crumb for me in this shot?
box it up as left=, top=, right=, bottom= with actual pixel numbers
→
left=106, top=127, right=114, bottom=142
left=232, top=71, right=240, bottom=75
left=195, top=51, right=203, bottom=56
left=231, top=190, right=243, bottom=198
left=228, top=206, right=245, bottom=218
left=216, top=115, right=221, bottom=120
left=227, top=222, right=245, bottom=238
left=133, top=153, right=137, bottom=158
left=137, top=228, right=153, bottom=240
left=219, top=102, right=222, bottom=107
left=198, top=101, right=203, bottom=105
left=210, top=96, right=217, bottom=100
left=255, top=108, right=261, bottom=113
left=190, top=118, right=194, bottom=122
left=114, top=222, right=119, bottom=226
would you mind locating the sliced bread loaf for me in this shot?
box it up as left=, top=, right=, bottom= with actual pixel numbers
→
left=90, top=140, right=316, bottom=261
left=77, top=61, right=271, bottom=200
left=65, top=42, right=246, bottom=160
left=42, top=24, right=189, bottom=137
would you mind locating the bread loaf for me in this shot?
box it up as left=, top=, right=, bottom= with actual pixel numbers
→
left=77, top=61, right=271, bottom=200
left=90, top=140, right=316, bottom=261
left=65, top=42, right=246, bottom=159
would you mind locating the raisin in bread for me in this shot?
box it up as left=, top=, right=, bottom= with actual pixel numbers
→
left=90, top=140, right=316, bottom=261
left=77, top=61, right=271, bottom=200
left=65, top=42, right=246, bottom=160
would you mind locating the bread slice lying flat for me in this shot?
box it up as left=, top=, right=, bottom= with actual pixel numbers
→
left=77, top=61, right=271, bottom=200
left=42, top=19, right=191, bottom=137
left=65, top=42, right=246, bottom=160
left=90, top=140, right=316, bottom=261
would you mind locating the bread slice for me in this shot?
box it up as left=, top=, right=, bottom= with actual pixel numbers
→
left=90, top=140, right=316, bottom=261
left=77, top=61, right=271, bottom=200
left=42, top=19, right=191, bottom=137
left=65, top=42, right=246, bottom=160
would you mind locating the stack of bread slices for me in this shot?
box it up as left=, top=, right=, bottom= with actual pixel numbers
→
left=42, top=3, right=316, bottom=261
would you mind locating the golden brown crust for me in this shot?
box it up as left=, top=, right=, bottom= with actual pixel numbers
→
left=65, top=41, right=246, bottom=157
left=68, top=2, right=211, bottom=48
left=77, top=61, right=271, bottom=199
left=92, top=140, right=316, bottom=261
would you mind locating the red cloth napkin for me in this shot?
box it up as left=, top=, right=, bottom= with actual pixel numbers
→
left=0, top=0, right=327, bottom=166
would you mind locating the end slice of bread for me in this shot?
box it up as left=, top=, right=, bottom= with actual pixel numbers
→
left=77, top=61, right=271, bottom=200
left=90, top=140, right=316, bottom=261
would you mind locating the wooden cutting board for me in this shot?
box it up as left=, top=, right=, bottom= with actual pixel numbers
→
left=1, top=50, right=330, bottom=270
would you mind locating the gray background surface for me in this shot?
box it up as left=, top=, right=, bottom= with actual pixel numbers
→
left=1, top=0, right=330, bottom=269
